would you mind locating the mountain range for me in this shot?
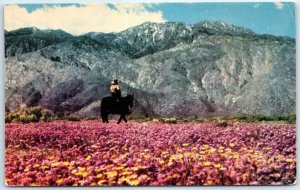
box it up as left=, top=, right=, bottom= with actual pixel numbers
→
left=5, top=21, right=296, bottom=117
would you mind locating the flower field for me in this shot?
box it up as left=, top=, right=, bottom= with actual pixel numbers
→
left=5, top=121, right=296, bottom=186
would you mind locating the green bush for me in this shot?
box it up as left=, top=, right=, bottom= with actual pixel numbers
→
left=285, top=114, right=296, bottom=124
left=234, top=114, right=296, bottom=124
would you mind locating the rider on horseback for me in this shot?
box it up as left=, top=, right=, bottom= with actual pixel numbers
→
left=109, top=79, right=121, bottom=102
left=101, top=79, right=133, bottom=124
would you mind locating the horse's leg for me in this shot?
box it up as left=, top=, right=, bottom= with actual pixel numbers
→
left=101, top=113, right=107, bottom=123
left=102, top=113, right=109, bottom=123
left=123, top=115, right=127, bottom=123
left=101, top=113, right=105, bottom=123
left=117, top=115, right=123, bottom=124
left=105, top=114, right=109, bottom=123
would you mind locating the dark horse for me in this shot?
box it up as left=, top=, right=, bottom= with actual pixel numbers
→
left=100, top=94, right=134, bottom=124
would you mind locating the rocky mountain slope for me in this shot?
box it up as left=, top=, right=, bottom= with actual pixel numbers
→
left=5, top=27, right=73, bottom=57
left=5, top=21, right=296, bottom=117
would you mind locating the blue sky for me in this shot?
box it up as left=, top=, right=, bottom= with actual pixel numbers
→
left=6, top=2, right=295, bottom=38
left=150, top=3, right=295, bottom=38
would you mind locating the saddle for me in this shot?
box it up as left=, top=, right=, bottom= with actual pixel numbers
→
left=111, top=91, right=127, bottom=105
left=113, top=97, right=121, bottom=104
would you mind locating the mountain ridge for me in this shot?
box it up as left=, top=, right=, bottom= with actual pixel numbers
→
left=5, top=21, right=296, bottom=117
left=5, top=21, right=295, bottom=58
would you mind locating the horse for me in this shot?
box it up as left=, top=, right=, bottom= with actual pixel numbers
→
left=100, top=94, right=134, bottom=124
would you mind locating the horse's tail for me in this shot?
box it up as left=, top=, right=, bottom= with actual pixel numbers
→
left=100, top=98, right=106, bottom=123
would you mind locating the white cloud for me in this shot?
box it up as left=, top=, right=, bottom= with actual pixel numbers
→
left=274, top=2, right=284, bottom=9
left=4, top=4, right=166, bottom=35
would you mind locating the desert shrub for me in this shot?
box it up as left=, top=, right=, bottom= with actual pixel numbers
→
left=40, top=109, right=53, bottom=121
left=82, top=116, right=98, bottom=121
left=5, top=107, right=54, bottom=123
left=215, top=119, right=229, bottom=128
left=29, top=107, right=42, bottom=118
left=64, top=115, right=81, bottom=121
left=161, top=118, right=177, bottom=124
left=55, top=112, right=65, bottom=119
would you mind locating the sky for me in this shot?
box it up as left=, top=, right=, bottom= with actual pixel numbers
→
left=4, top=2, right=295, bottom=38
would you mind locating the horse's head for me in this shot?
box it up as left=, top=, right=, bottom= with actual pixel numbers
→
left=121, top=93, right=134, bottom=115
left=126, top=94, right=134, bottom=109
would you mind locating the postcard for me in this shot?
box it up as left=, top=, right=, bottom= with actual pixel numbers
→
left=4, top=2, right=296, bottom=186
